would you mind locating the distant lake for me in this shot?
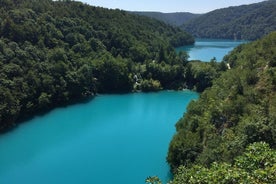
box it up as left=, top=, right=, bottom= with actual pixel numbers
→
left=0, top=91, right=198, bottom=184
left=176, top=39, right=247, bottom=62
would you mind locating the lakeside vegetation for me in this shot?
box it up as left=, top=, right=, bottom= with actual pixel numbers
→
left=167, top=32, right=276, bottom=183
left=0, top=0, right=223, bottom=132
left=170, top=142, right=276, bottom=184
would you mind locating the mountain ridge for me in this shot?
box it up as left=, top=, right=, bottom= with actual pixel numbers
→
left=131, top=1, right=276, bottom=40
left=182, top=0, right=276, bottom=40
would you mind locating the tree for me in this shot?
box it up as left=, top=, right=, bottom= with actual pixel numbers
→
left=145, top=176, right=162, bottom=184
left=170, top=142, right=276, bottom=184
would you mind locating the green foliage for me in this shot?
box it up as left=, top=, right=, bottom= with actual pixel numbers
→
left=182, top=0, right=276, bottom=40
left=0, top=0, right=194, bottom=132
left=131, top=12, right=201, bottom=27
left=168, top=32, right=276, bottom=175
left=91, top=55, right=132, bottom=93
left=170, top=142, right=276, bottom=184
left=140, top=79, right=162, bottom=92
left=185, top=60, right=223, bottom=92
left=145, top=176, right=162, bottom=184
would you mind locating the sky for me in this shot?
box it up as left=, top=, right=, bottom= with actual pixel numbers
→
left=79, top=0, right=266, bottom=13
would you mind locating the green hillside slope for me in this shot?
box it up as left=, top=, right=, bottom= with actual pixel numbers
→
left=130, top=11, right=201, bottom=27
left=168, top=31, right=276, bottom=183
left=0, top=0, right=194, bottom=132
left=182, top=0, right=276, bottom=40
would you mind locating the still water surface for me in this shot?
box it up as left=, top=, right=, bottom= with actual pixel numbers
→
left=0, top=91, right=198, bottom=184
left=176, top=39, right=247, bottom=61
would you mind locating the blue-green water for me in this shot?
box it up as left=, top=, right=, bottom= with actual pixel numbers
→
left=0, top=91, right=198, bottom=184
left=176, top=39, right=247, bottom=62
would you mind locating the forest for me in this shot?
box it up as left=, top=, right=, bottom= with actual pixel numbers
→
left=130, top=11, right=200, bottom=27
left=0, top=0, right=222, bottom=132
left=182, top=0, right=276, bottom=40
left=167, top=32, right=276, bottom=183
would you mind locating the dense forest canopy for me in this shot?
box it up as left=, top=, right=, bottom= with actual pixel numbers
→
left=129, top=11, right=201, bottom=27
left=170, top=142, right=276, bottom=183
left=0, top=0, right=199, bottom=132
left=167, top=31, right=276, bottom=183
left=182, top=0, right=276, bottom=40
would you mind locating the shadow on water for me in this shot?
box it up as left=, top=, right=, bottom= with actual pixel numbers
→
left=1, top=95, right=95, bottom=134
left=0, top=95, right=99, bottom=176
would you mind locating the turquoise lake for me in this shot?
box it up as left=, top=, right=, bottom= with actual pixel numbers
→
left=0, top=91, right=198, bottom=184
left=176, top=39, right=247, bottom=62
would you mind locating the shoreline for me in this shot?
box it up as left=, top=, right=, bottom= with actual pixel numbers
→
left=0, top=87, right=198, bottom=134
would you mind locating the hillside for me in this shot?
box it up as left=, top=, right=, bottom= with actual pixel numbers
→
left=182, top=0, right=276, bottom=40
left=168, top=32, right=276, bottom=183
left=130, top=11, right=201, bottom=27
left=0, top=0, right=195, bottom=132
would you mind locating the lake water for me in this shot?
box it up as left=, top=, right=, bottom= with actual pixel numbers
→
left=0, top=91, right=198, bottom=184
left=176, top=39, right=247, bottom=62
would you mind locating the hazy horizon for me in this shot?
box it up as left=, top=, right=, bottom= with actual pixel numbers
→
left=78, top=0, right=266, bottom=13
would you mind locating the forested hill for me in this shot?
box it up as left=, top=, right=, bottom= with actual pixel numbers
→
left=129, top=11, right=201, bottom=27
left=0, top=0, right=194, bottom=132
left=182, top=0, right=276, bottom=40
left=168, top=32, right=276, bottom=183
